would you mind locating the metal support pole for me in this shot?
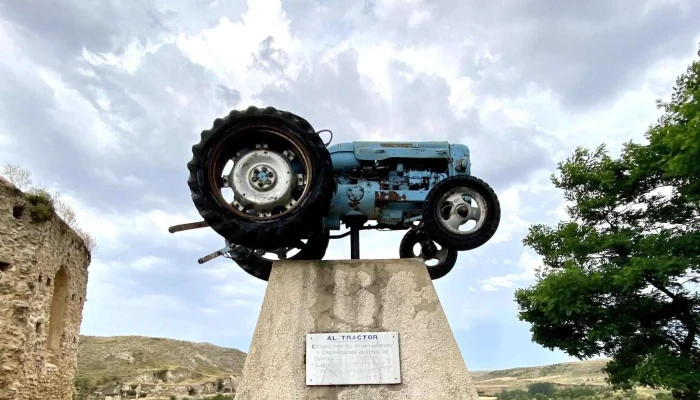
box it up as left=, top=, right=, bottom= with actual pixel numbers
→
left=350, top=227, right=360, bottom=259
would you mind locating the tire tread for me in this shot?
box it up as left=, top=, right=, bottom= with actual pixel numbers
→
left=422, top=175, right=501, bottom=251
left=187, top=106, right=335, bottom=249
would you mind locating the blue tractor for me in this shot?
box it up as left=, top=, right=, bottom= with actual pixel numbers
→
left=170, top=106, right=501, bottom=281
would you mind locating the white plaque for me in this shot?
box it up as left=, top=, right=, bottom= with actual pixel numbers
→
left=305, top=332, right=401, bottom=386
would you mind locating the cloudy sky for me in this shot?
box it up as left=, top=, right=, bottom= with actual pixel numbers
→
left=1, top=0, right=699, bottom=371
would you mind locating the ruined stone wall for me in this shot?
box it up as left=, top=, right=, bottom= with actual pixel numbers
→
left=0, top=177, right=91, bottom=400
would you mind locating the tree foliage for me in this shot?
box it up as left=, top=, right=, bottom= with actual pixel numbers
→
left=529, top=382, right=558, bottom=397
left=1, top=162, right=33, bottom=190
left=515, top=46, right=700, bottom=400
left=72, top=377, right=95, bottom=400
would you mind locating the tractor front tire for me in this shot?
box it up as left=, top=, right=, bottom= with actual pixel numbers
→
left=422, top=175, right=501, bottom=251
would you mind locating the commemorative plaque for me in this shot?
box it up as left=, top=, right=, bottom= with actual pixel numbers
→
left=305, top=332, right=401, bottom=386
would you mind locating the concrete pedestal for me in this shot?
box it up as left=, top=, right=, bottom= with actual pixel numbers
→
left=234, top=259, right=479, bottom=400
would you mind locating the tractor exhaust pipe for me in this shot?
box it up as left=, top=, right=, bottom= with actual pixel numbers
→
left=168, top=221, right=209, bottom=234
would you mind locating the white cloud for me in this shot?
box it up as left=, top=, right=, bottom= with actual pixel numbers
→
left=82, top=39, right=168, bottom=74
left=489, top=186, right=533, bottom=244
left=325, top=229, right=404, bottom=260
left=92, top=168, right=146, bottom=188
left=36, top=67, right=122, bottom=154
left=175, top=0, right=302, bottom=104
left=0, top=130, right=13, bottom=153
left=200, top=308, right=218, bottom=316
left=125, top=294, right=183, bottom=311
left=58, top=191, right=213, bottom=254
left=129, top=256, right=167, bottom=271
left=216, top=278, right=267, bottom=299
left=351, top=40, right=397, bottom=100
left=408, top=8, right=431, bottom=28
left=547, top=201, right=573, bottom=222
left=224, top=299, right=258, bottom=308
left=449, top=76, right=478, bottom=117
left=478, top=251, right=543, bottom=291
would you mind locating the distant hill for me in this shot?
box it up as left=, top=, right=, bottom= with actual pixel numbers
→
left=76, top=336, right=662, bottom=399
left=471, top=359, right=663, bottom=398
left=76, top=335, right=246, bottom=398
left=471, top=359, right=610, bottom=395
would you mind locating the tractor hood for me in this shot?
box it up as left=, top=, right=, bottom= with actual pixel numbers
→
left=327, top=141, right=454, bottom=161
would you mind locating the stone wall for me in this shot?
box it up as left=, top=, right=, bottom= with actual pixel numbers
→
left=0, top=177, right=91, bottom=400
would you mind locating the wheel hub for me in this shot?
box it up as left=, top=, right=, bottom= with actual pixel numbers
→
left=437, top=188, right=487, bottom=235
left=456, top=205, right=469, bottom=218
left=399, top=229, right=458, bottom=280
left=421, top=241, right=438, bottom=259
left=249, top=165, right=277, bottom=189
left=228, top=148, right=297, bottom=216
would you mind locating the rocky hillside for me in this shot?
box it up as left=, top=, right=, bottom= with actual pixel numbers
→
left=76, top=335, right=246, bottom=399
left=76, top=335, right=660, bottom=399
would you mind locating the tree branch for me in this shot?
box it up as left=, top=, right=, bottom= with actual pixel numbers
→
left=648, top=280, right=699, bottom=355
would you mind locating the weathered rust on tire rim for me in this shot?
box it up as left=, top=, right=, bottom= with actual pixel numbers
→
left=206, top=122, right=314, bottom=221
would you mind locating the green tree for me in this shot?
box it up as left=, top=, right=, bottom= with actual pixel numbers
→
left=497, top=389, right=529, bottom=400
left=73, top=377, right=94, bottom=400
left=528, top=382, right=557, bottom=397
left=514, top=45, right=700, bottom=400
left=646, top=48, right=700, bottom=202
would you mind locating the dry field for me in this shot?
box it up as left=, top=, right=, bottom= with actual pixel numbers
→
left=471, top=359, right=660, bottom=398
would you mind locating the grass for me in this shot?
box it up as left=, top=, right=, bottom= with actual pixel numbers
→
left=24, top=188, right=54, bottom=223
left=472, top=360, right=663, bottom=398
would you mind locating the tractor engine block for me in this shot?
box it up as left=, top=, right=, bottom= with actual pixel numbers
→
left=323, top=141, right=471, bottom=231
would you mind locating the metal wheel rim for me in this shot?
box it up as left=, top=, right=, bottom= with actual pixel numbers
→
left=207, top=124, right=313, bottom=221
left=409, top=237, right=450, bottom=267
left=251, top=239, right=308, bottom=261
left=436, top=187, right=487, bottom=235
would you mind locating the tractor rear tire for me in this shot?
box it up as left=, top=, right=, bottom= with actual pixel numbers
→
left=399, top=229, right=457, bottom=280
left=232, top=228, right=330, bottom=281
left=187, top=106, right=335, bottom=250
left=422, top=175, right=501, bottom=251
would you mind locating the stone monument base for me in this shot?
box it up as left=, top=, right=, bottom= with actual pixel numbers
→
left=234, top=258, right=479, bottom=400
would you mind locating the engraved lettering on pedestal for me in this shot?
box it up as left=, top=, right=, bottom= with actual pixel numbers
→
left=305, top=332, right=401, bottom=385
